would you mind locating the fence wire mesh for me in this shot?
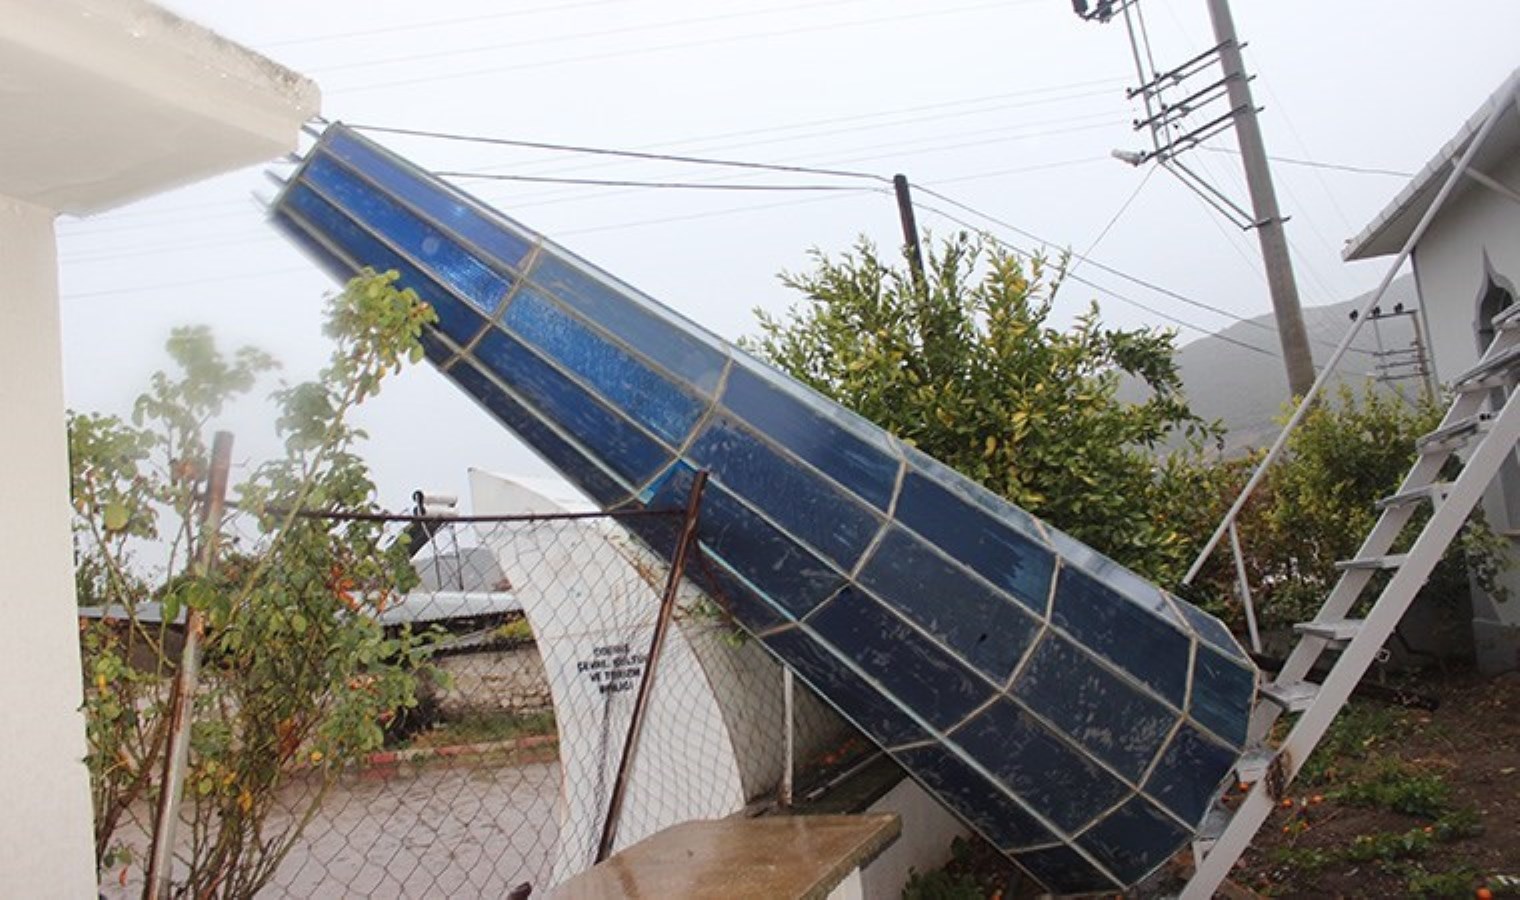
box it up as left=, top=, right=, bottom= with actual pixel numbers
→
left=84, top=504, right=849, bottom=898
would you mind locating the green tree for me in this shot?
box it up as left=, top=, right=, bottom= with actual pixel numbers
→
left=1205, top=384, right=1507, bottom=630
left=72, top=269, right=440, bottom=897
left=750, top=233, right=1227, bottom=586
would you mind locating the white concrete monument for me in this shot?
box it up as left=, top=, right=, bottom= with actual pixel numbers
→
left=470, top=470, right=821, bottom=886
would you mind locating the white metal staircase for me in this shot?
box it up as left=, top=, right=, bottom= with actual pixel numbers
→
left=1182, top=305, right=1520, bottom=897
left=1177, top=93, right=1519, bottom=898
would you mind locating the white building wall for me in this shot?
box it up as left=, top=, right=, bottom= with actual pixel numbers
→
left=0, top=195, right=99, bottom=898
left=1410, top=153, right=1520, bottom=382
left=1409, top=151, right=1520, bottom=672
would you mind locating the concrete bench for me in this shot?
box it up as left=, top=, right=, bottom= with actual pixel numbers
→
left=550, top=814, right=901, bottom=899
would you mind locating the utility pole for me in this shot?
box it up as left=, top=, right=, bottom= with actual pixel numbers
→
left=893, top=174, right=928, bottom=292
left=1204, top=0, right=1316, bottom=397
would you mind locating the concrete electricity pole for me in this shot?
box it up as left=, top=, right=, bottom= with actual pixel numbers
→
left=1204, top=0, right=1316, bottom=397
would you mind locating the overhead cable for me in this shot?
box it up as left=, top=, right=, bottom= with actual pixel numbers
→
left=345, top=123, right=889, bottom=183
left=1199, top=146, right=1412, bottom=179
left=913, top=183, right=1376, bottom=357
left=437, top=172, right=868, bottom=192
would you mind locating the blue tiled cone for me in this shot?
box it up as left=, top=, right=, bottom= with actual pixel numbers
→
left=271, top=124, right=1258, bottom=894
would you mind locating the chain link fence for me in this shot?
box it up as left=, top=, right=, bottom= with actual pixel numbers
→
left=87, top=499, right=850, bottom=898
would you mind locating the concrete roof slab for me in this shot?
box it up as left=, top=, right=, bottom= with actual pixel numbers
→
left=1343, top=68, right=1520, bottom=261
left=0, top=0, right=319, bottom=215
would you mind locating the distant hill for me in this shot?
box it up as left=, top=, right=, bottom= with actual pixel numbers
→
left=1118, top=275, right=1423, bottom=453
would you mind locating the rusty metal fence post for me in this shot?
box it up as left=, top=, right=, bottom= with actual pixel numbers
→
left=594, top=470, right=709, bottom=863
left=145, top=431, right=234, bottom=900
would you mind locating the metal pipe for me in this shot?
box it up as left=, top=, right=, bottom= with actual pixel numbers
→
left=1228, top=521, right=1262, bottom=654
left=780, top=668, right=795, bottom=809
left=146, top=431, right=234, bottom=900
left=1182, top=88, right=1513, bottom=586
left=595, top=470, right=709, bottom=863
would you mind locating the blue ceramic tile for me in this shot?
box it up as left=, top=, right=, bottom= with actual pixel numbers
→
left=528, top=252, right=727, bottom=395
left=1014, top=844, right=1119, bottom=894
left=1178, top=598, right=1249, bottom=660
left=1144, top=723, right=1238, bottom=825
left=898, top=446, right=1049, bottom=542
left=473, top=329, right=672, bottom=488
left=952, top=698, right=1130, bottom=832
left=687, top=415, right=882, bottom=572
left=1051, top=565, right=1191, bottom=707
left=447, top=359, right=629, bottom=507
left=503, top=287, right=705, bottom=447
left=695, top=493, right=847, bottom=620
left=282, top=185, right=488, bottom=347
left=1012, top=634, right=1176, bottom=781
left=809, top=588, right=991, bottom=731
left=894, top=467, right=1053, bottom=614
left=1189, top=646, right=1255, bottom=747
left=859, top=526, right=1039, bottom=683
left=323, top=128, right=535, bottom=271
left=304, top=154, right=512, bottom=316
left=763, top=627, right=928, bottom=747
left=637, top=461, right=847, bottom=620
left=271, top=211, right=355, bottom=283
left=418, top=330, right=454, bottom=366
left=1077, top=796, right=1189, bottom=887
left=1045, top=526, right=1183, bottom=627
left=894, top=745, right=1056, bottom=850
left=720, top=363, right=899, bottom=510
left=688, top=547, right=791, bottom=634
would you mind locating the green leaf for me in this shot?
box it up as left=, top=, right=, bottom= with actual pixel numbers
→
left=161, top=590, right=182, bottom=625
left=102, top=502, right=130, bottom=532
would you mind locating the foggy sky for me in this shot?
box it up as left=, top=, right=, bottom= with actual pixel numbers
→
left=54, top=0, right=1520, bottom=511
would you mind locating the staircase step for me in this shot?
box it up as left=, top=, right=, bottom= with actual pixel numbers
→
left=1334, top=554, right=1407, bottom=571
left=1294, top=619, right=1364, bottom=643
left=1454, top=344, right=1520, bottom=389
left=1259, top=679, right=1318, bottom=713
left=1416, top=414, right=1491, bottom=454
left=1234, top=746, right=1276, bottom=784
left=1376, top=482, right=1452, bottom=510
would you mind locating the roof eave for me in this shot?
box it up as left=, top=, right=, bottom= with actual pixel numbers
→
left=1343, top=68, right=1520, bottom=262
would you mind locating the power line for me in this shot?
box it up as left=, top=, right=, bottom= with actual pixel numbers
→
left=912, top=182, right=1376, bottom=358
left=62, top=265, right=315, bottom=300
left=440, top=85, right=1126, bottom=181
left=344, top=122, right=889, bottom=183
left=260, top=0, right=635, bottom=48
left=1070, top=165, right=1156, bottom=279
left=64, top=76, right=1125, bottom=235
left=1199, top=146, right=1412, bottom=179
left=553, top=189, right=886, bottom=238
left=306, top=0, right=894, bottom=75
left=329, top=1, right=1017, bottom=95
left=915, top=183, right=1279, bottom=335
left=61, top=154, right=1110, bottom=266
left=437, top=172, right=869, bottom=192
left=914, top=198, right=1280, bottom=358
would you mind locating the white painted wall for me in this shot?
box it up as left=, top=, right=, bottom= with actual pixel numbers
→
left=0, top=195, right=98, bottom=898
left=1409, top=150, right=1520, bottom=672
left=859, top=777, right=970, bottom=899
left=0, top=4, right=317, bottom=892
left=1410, top=153, right=1520, bottom=383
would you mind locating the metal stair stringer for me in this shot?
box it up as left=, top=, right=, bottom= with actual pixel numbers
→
left=1245, top=354, right=1512, bottom=744
left=1182, top=354, right=1520, bottom=899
